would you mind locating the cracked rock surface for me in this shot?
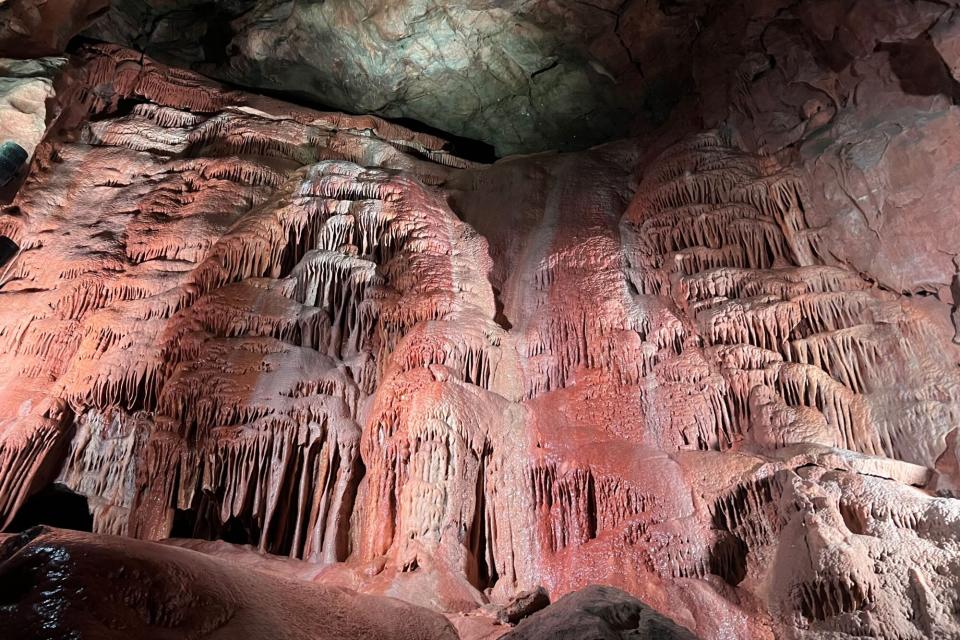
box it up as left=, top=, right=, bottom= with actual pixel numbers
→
left=84, top=0, right=703, bottom=156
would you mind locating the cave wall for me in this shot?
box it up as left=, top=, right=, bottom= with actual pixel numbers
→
left=1, top=1, right=960, bottom=639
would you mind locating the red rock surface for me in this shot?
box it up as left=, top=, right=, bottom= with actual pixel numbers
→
left=2, top=1, right=960, bottom=638
left=0, top=0, right=107, bottom=57
left=0, top=526, right=459, bottom=640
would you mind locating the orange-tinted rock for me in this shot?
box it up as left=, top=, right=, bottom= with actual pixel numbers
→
left=0, top=526, right=459, bottom=640
left=694, top=0, right=960, bottom=319
left=0, top=0, right=108, bottom=57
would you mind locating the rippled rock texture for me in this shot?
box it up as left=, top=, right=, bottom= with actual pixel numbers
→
left=2, top=1, right=960, bottom=639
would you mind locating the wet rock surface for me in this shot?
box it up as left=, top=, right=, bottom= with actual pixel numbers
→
left=0, top=526, right=460, bottom=640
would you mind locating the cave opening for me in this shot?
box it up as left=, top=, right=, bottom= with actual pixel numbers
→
left=877, top=35, right=960, bottom=104
left=3, top=483, right=93, bottom=533
left=388, top=116, right=498, bottom=164
left=170, top=491, right=263, bottom=548
left=708, top=533, right=749, bottom=586
left=0, top=235, right=17, bottom=269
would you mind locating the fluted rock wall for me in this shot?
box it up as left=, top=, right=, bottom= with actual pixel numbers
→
left=2, top=1, right=960, bottom=637
left=690, top=0, right=960, bottom=343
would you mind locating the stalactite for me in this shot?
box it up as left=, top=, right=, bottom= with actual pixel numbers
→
left=529, top=464, right=596, bottom=552
left=0, top=44, right=501, bottom=544
left=0, top=402, right=68, bottom=529
left=622, top=132, right=960, bottom=469
left=4, top=42, right=960, bottom=640
left=710, top=475, right=783, bottom=549
left=57, top=409, right=146, bottom=535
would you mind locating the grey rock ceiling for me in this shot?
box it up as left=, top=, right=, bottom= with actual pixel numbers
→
left=84, top=0, right=706, bottom=155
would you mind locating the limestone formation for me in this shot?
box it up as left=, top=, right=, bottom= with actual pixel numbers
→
left=2, top=1, right=960, bottom=639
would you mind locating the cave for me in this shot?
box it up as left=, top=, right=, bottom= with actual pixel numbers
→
left=0, top=236, right=16, bottom=268
left=1, top=1, right=960, bottom=639
left=4, top=484, right=92, bottom=533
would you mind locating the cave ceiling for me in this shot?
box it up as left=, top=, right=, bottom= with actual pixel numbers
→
left=82, top=0, right=710, bottom=155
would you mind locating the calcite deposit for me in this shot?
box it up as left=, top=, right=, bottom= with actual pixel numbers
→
left=3, top=1, right=960, bottom=639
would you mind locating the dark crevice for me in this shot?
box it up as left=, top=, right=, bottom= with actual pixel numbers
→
left=586, top=473, right=598, bottom=540
left=197, top=3, right=237, bottom=65
left=172, top=490, right=262, bottom=548
left=877, top=35, right=960, bottom=103
left=531, top=59, right=560, bottom=80
left=387, top=117, right=498, bottom=164
left=470, top=452, right=498, bottom=590
left=4, top=484, right=93, bottom=533
left=0, top=236, right=17, bottom=269
left=709, top=533, right=749, bottom=585
left=492, top=286, right=513, bottom=331
left=335, top=454, right=362, bottom=561
left=614, top=0, right=644, bottom=78
left=236, top=84, right=498, bottom=162
left=86, top=96, right=151, bottom=123
left=219, top=516, right=261, bottom=547
left=170, top=507, right=198, bottom=539
left=66, top=33, right=114, bottom=54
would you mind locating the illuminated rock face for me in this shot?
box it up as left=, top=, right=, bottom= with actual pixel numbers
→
left=85, top=0, right=702, bottom=156
left=0, top=58, right=66, bottom=178
left=3, top=1, right=960, bottom=638
left=694, top=0, right=960, bottom=330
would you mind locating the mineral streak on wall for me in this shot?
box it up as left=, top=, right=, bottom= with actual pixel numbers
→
left=2, top=3, right=960, bottom=638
